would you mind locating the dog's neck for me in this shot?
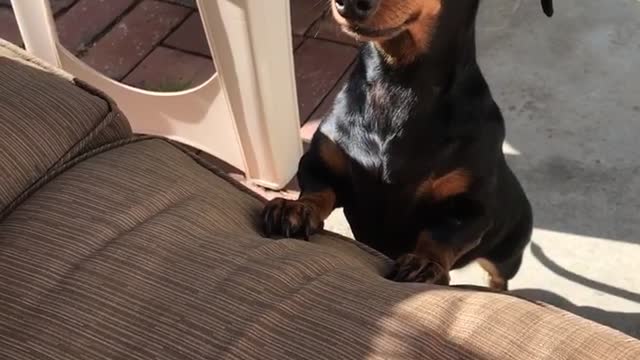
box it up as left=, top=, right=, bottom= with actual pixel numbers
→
left=372, top=0, right=479, bottom=76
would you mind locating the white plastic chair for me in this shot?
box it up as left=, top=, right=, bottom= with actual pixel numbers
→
left=11, top=0, right=303, bottom=190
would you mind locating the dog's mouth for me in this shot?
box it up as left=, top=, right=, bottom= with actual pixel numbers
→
left=341, top=12, right=421, bottom=40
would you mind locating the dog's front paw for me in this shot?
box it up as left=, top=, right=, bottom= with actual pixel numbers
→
left=261, top=198, right=323, bottom=240
left=388, top=254, right=450, bottom=285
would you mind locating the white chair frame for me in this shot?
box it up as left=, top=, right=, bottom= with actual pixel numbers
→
left=11, top=0, right=303, bottom=190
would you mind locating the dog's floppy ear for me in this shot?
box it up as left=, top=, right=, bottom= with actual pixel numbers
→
left=541, top=0, right=554, bottom=17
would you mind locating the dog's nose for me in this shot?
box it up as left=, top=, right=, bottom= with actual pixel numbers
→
left=335, top=0, right=379, bottom=21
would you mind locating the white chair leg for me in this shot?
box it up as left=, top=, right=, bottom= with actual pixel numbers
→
left=11, top=0, right=303, bottom=190
left=198, top=0, right=303, bottom=189
left=10, top=0, right=61, bottom=66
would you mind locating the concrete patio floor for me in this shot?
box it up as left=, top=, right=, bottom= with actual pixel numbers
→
left=465, top=1, right=639, bottom=339
left=323, top=0, right=640, bottom=338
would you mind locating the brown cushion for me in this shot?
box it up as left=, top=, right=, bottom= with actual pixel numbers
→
left=0, top=57, right=131, bottom=218
left=0, top=139, right=638, bottom=360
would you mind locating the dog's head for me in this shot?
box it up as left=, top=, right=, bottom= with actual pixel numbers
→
left=331, top=0, right=440, bottom=42
left=330, top=0, right=554, bottom=42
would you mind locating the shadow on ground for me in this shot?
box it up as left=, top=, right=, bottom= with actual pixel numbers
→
left=512, top=288, right=640, bottom=339
left=530, top=242, right=640, bottom=304
left=514, top=243, right=640, bottom=339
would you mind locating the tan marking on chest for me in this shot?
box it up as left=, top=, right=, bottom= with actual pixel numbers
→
left=416, top=168, right=472, bottom=201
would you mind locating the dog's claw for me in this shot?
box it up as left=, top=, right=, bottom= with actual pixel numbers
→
left=261, top=198, right=321, bottom=240
left=388, top=254, right=449, bottom=284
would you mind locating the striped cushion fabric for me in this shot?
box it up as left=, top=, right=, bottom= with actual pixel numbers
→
left=0, top=54, right=131, bottom=219
left=1, top=139, right=638, bottom=360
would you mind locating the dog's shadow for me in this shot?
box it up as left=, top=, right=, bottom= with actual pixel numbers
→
left=511, top=288, right=640, bottom=339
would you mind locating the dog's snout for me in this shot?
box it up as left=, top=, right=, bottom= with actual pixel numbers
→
left=335, top=0, right=379, bottom=21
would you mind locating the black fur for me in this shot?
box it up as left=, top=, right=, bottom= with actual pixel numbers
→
left=263, top=0, right=551, bottom=287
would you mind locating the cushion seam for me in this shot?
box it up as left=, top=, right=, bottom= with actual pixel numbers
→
left=0, top=135, right=155, bottom=221
left=0, top=76, right=130, bottom=216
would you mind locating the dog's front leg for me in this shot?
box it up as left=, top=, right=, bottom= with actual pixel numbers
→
left=389, top=196, right=492, bottom=284
left=389, top=229, right=484, bottom=285
left=261, top=133, right=347, bottom=240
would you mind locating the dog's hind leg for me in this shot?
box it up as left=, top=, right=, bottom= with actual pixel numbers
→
left=478, top=207, right=532, bottom=291
left=478, top=253, right=524, bottom=291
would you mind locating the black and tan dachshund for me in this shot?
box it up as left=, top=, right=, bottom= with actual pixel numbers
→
left=262, top=0, right=553, bottom=290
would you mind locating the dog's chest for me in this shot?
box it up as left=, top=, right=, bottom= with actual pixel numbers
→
left=338, top=82, right=441, bottom=183
left=357, top=137, right=428, bottom=184
left=338, top=118, right=444, bottom=186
